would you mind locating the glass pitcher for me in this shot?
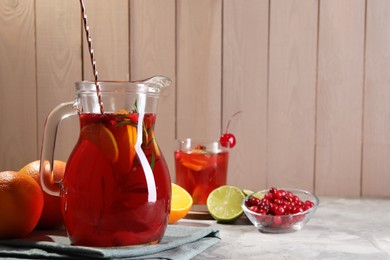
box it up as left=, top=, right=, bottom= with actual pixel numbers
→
left=40, top=76, right=172, bottom=247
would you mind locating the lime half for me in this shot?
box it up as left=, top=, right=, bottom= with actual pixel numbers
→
left=206, top=185, right=245, bottom=223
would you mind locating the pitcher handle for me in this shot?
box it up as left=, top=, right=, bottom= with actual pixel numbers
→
left=40, top=101, right=77, bottom=197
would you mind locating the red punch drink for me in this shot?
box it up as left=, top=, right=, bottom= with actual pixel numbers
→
left=40, top=78, right=171, bottom=247
left=62, top=112, right=171, bottom=247
left=174, top=139, right=229, bottom=206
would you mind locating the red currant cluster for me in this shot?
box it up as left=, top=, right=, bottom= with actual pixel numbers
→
left=244, top=188, right=315, bottom=216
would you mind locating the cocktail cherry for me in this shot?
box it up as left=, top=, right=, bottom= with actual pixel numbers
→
left=219, top=111, right=242, bottom=148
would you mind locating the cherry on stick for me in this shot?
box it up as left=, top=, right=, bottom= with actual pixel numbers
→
left=219, top=111, right=242, bottom=148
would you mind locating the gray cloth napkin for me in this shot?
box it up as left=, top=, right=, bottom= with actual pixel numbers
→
left=0, top=225, right=220, bottom=260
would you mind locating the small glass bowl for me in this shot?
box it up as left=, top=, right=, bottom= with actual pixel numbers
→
left=241, top=188, right=320, bottom=233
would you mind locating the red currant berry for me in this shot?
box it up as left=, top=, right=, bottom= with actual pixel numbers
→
left=264, top=192, right=274, bottom=201
left=273, top=198, right=282, bottom=205
left=129, top=113, right=139, bottom=123
left=250, top=196, right=261, bottom=205
left=270, top=203, right=278, bottom=215
left=284, top=191, right=293, bottom=201
left=273, top=216, right=282, bottom=226
left=305, top=200, right=315, bottom=208
left=261, top=198, right=270, bottom=207
left=274, top=189, right=286, bottom=200
left=292, top=195, right=300, bottom=203
left=269, top=187, right=278, bottom=194
left=285, top=204, right=293, bottom=214
left=249, top=205, right=259, bottom=213
left=292, top=206, right=304, bottom=214
left=274, top=206, right=285, bottom=216
left=303, top=200, right=314, bottom=211
left=259, top=209, right=267, bottom=215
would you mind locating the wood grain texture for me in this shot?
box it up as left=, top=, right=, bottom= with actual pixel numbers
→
left=129, top=0, right=176, bottom=178
left=0, top=0, right=37, bottom=170
left=35, top=0, right=81, bottom=162
left=362, top=0, right=390, bottom=197
left=176, top=0, right=222, bottom=141
left=316, top=0, right=365, bottom=196
left=83, top=0, right=129, bottom=81
left=223, top=0, right=269, bottom=190
left=267, top=0, right=318, bottom=191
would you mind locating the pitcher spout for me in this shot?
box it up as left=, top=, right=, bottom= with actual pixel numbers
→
left=141, top=76, right=171, bottom=92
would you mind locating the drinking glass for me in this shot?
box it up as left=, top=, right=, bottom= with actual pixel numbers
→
left=174, top=139, right=229, bottom=211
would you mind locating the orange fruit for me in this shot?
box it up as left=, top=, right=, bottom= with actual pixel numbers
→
left=20, top=160, right=66, bottom=229
left=169, top=183, right=193, bottom=224
left=0, top=171, right=44, bottom=239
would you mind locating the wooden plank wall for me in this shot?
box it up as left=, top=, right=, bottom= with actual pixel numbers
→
left=1, top=0, right=390, bottom=197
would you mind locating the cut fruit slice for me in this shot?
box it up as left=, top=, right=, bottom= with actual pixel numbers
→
left=206, top=185, right=245, bottom=223
left=126, top=124, right=137, bottom=164
left=181, top=161, right=207, bottom=171
left=242, top=189, right=254, bottom=196
left=80, top=123, right=119, bottom=163
left=251, top=191, right=265, bottom=199
left=181, top=154, right=211, bottom=171
left=149, top=129, right=161, bottom=158
left=169, top=183, right=193, bottom=224
left=192, top=184, right=214, bottom=204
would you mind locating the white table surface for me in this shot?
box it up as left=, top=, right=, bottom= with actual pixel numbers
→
left=177, top=197, right=390, bottom=259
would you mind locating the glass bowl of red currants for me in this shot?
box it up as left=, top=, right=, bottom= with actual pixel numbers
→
left=242, top=188, right=320, bottom=233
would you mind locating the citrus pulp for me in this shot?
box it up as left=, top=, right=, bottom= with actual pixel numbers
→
left=169, top=183, right=193, bottom=224
left=206, top=185, right=245, bottom=223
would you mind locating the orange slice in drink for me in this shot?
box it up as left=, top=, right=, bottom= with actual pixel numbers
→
left=149, top=129, right=161, bottom=158
left=181, top=154, right=210, bottom=171
left=126, top=124, right=137, bottom=164
left=80, top=123, right=119, bottom=163
left=191, top=184, right=214, bottom=204
left=181, top=161, right=206, bottom=171
left=169, top=183, right=193, bottom=224
left=116, top=109, right=129, bottom=114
